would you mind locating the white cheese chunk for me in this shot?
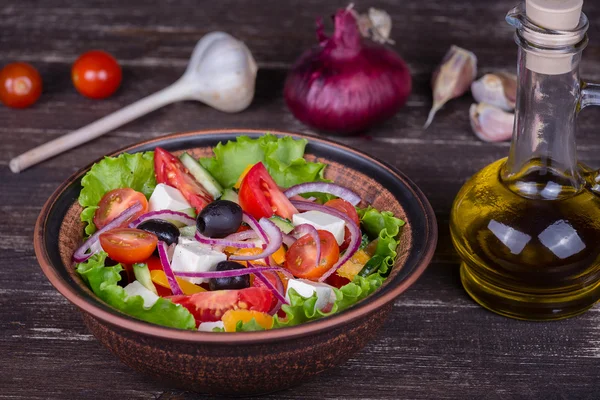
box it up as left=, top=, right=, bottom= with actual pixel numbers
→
left=148, top=183, right=191, bottom=212
left=170, top=242, right=226, bottom=284
left=198, top=321, right=225, bottom=332
left=292, top=210, right=346, bottom=245
left=285, top=279, right=336, bottom=312
left=178, top=236, right=198, bottom=246
left=124, top=281, right=159, bottom=309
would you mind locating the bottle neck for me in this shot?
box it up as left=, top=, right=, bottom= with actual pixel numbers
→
left=502, top=47, right=583, bottom=199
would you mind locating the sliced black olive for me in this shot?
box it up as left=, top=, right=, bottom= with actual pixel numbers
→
left=196, top=200, right=243, bottom=238
left=208, top=261, right=250, bottom=291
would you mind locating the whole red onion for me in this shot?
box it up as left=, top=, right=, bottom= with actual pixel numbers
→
left=284, top=8, right=412, bottom=134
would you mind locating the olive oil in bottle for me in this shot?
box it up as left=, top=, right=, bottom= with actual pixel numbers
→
left=450, top=0, right=600, bottom=320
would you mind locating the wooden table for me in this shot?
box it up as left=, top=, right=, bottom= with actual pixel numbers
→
left=3, top=1, right=600, bottom=399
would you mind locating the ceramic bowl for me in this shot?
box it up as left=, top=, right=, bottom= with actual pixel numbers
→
left=34, top=129, right=437, bottom=395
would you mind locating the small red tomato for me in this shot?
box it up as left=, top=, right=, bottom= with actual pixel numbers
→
left=0, top=62, right=42, bottom=108
left=72, top=50, right=122, bottom=99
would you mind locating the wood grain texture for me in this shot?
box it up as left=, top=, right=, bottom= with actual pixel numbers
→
left=2, top=0, right=600, bottom=399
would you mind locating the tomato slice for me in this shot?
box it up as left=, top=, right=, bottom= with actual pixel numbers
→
left=252, top=271, right=282, bottom=311
left=324, top=198, right=359, bottom=251
left=169, top=287, right=273, bottom=324
left=284, top=230, right=340, bottom=279
left=99, top=228, right=158, bottom=264
left=154, top=147, right=213, bottom=213
left=238, top=162, right=298, bottom=220
left=94, top=188, right=148, bottom=230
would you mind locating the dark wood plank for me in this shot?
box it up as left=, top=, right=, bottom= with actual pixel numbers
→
left=2, top=0, right=600, bottom=399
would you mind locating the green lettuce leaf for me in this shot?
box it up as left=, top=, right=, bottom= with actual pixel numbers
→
left=357, top=206, right=405, bottom=276
left=199, top=134, right=326, bottom=188
left=76, top=252, right=196, bottom=330
left=78, top=152, right=157, bottom=235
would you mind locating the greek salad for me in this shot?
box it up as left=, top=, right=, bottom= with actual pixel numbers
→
left=74, top=135, right=404, bottom=332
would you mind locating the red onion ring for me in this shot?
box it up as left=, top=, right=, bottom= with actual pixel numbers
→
left=225, top=230, right=258, bottom=241
left=241, top=212, right=268, bottom=242
left=129, top=209, right=195, bottom=228
left=284, top=182, right=361, bottom=206
left=291, top=224, right=320, bottom=269
left=290, top=200, right=361, bottom=282
left=73, top=202, right=143, bottom=263
left=194, top=231, right=256, bottom=248
left=229, top=218, right=282, bottom=261
left=173, top=265, right=282, bottom=278
left=281, top=233, right=296, bottom=247
left=157, top=241, right=183, bottom=296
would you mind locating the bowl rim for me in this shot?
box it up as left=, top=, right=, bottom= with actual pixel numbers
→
left=34, top=129, right=437, bottom=344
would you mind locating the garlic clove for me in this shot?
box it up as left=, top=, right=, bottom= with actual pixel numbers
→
left=469, top=103, right=515, bottom=142
left=182, top=32, right=257, bottom=113
left=351, top=4, right=394, bottom=44
left=425, top=45, right=478, bottom=128
left=471, top=72, right=517, bottom=111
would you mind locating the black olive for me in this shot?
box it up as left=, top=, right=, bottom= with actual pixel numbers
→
left=208, top=261, right=250, bottom=291
left=137, top=219, right=180, bottom=246
left=196, top=200, right=243, bottom=238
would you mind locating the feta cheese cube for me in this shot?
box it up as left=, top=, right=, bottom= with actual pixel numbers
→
left=148, top=183, right=191, bottom=212
left=198, top=321, right=225, bottom=332
left=292, top=210, right=346, bottom=245
left=170, top=242, right=226, bottom=284
left=178, top=236, right=197, bottom=246
left=124, top=281, right=159, bottom=309
left=285, top=279, right=336, bottom=311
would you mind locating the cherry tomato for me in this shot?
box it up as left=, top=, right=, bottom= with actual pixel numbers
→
left=93, top=188, right=148, bottom=230
left=325, top=273, right=351, bottom=289
left=252, top=270, right=282, bottom=311
left=325, top=198, right=359, bottom=251
left=0, top=62, right=42, bottom=108
left=169, top=287, right=273, bottom=324
left=285, top=230, right=340, bottom=279
left=72, top=50, right=122, bottom=99
left=154, top=147, right=213, bottom=213
left=239, top=162, right=298, bottom=220
left=99, top=228, right=158, bottom=264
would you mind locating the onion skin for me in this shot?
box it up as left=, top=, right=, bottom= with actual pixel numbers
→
left=284, top=8, right=412, bottom=134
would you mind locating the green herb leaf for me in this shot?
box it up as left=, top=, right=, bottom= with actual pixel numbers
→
left=78, top=152, right=156, bottom=235
left=76, top=252, right=196, bottom=330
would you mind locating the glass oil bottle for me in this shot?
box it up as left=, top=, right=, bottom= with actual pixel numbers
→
left=450, top=0, right=600, bottom=320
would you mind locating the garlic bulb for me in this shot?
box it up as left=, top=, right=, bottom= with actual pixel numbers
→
left=471, top=72, right=517, bottom=111
left=181, top=32, right=258, bottom=112
left=425, top=46, right=478, bottom=128
left=469, top=103, right=514, bottom=142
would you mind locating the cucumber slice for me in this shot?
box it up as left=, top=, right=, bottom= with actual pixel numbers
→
left=269, top=215, right=294, bottom=234
left=221, top=188, right=239, bottom=204
left=180, top=207, right=197, bottom=219
left=133, top=263, right=158, bottom=295
left=179, top=225, right=197, bottom=237
left=180, top=152, right=223, bottom=199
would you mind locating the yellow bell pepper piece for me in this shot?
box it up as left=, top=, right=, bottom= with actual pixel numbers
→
left=336, top=249, right=371, bottom=281
left=231, top=245, right=286, bottom=266
left=150, top=270, right=206, bottom=294
left=234, top=164, right=254, bottom=189
left=222, top=310, right=273, bottom=332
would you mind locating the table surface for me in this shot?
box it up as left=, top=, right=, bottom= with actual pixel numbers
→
left=3, top=1, right=600, bottom=399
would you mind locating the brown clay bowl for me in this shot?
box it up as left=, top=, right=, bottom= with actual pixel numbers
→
left=34, top=129, right=437, bottom=395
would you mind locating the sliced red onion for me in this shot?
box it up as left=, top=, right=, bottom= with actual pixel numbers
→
left=225, top=230, right=258, bottom=241
left=157, top=241, right=183, bottom=296
left=194, top=231, right=256, bottom=248
left=290, top=200, right=361, bottom=282
left=281, top=233, right=296, bottom=247
left=230, top=218, right=282, bottom=261
left=284, top=182, right=361, bottom=206
left=251, top=263, right=288, bottom=314
left=242, top=212, right=268, bottom=242
left=174, top=265, right=281, bottom=278
left=129, top=209, right=195, bottom=228
left=73, top=202, right=143, bottom=263
left=291, top=224, right=320, bottom=269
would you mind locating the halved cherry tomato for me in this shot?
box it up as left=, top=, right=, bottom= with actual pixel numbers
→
left=238, top=162, right=298, bottom=220
left=169, top=287, right=273, bottom=324
left=154, top=147, right=213, bottom=213
left=0, top=62, right=42, bottom=108
left=285, top=230, right=340, bottom=280
left=72, top=50, right=122, bottom=99
left=222, top=310, right=273, bottom=332
left=94, top=188, right=148, bottom=230
left=99, top=228, right=158, bottom=264
left=325, top=273, right=351, bottom=289
left=252, top=270, right=283, bottom=311
left=325, top=199, right=360, bottom=251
